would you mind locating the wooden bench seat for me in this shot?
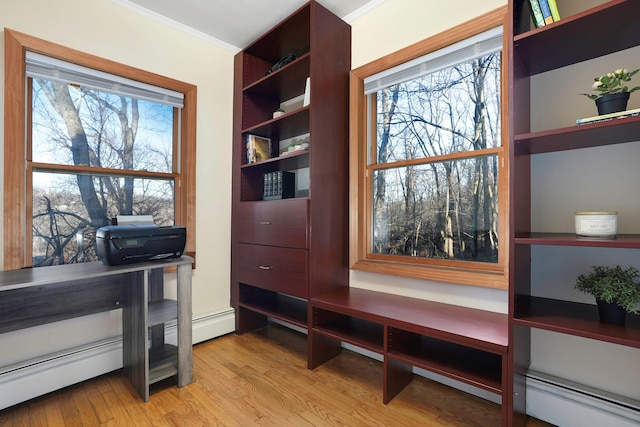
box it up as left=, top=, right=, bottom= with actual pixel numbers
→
left=308, top=287, right=510, bottom=425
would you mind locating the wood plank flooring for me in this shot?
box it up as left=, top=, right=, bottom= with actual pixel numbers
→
left=0, top=324, right=554, bottom=426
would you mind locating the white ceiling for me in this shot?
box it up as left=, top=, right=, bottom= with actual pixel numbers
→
left=119, top=0, right=383, bottom=51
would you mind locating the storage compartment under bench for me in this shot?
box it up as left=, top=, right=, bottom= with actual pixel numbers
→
left=308, top=287, right=508, bottom=406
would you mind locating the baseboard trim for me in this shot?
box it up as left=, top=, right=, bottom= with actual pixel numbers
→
left=526, top=370, right=640, bottom=427
left=0, top=308, right=235, bottom=410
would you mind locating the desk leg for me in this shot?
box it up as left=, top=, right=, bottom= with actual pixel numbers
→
left=122, top=271, right=149, bottom=401
left=177, top=263, right=193, bottom=387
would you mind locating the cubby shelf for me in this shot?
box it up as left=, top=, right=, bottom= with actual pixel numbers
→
left=148, top=299, right=178, bottom=326
left=386, top=336, right=503, bottom=394
left=242, top=106, right=310, bottom=141
left=514, top=296, right=640, bottom=348
left=239, top=291, right=308, bottom=329
left=243, top=53, right=311, bottom=101
left=312, top=313, right=384, bottom=353
left=513, top=0, right=640, bottom=75
left=514, top=115, right=640, bottom=154
left=149, top=344, right=179, bottom=384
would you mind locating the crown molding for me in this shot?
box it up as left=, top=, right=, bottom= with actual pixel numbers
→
left=109, top=0, right=241, bottom=53
left=342, top=0, right=388, bottom=22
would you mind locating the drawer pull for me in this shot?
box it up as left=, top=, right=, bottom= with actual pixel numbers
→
left=259, top=221, right=271, bottom=225
left=259, top=265, right=271, bottom=270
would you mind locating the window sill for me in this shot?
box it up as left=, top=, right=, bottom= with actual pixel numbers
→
left=350, top=258, right=507, bottom=290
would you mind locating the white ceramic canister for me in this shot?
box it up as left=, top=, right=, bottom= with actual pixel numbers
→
left=574, top=211, right=618, bottom=238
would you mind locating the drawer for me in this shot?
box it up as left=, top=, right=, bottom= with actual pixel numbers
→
left=235, top=199, right=308, bottom=248
left=234, top=243, right=307, bottom=298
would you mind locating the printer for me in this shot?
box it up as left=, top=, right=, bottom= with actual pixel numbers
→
left=96, top=225, right=186, bottom=266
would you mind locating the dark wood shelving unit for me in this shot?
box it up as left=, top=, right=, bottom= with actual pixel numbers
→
left=509, top=1, right=640, bottom=424
left=231, top=0, right=350, bottom=338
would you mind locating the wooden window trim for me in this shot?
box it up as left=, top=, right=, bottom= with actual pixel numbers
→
left=349, top=7, right=509, bottom=289
left=3, top=28, right=197, bottom=270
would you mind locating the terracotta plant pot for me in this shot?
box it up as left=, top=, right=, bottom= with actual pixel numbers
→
left=595, top=92, right=630, bottom=115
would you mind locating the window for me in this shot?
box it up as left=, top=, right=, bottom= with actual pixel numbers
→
left=4, top=29, right=197, bottom=269
left=349, top=8, right=508, bottom=289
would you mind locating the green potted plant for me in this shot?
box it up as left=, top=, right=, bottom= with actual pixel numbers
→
left=581, top=68, right=640, bottom=115
left=574, top=265, right=640, bottom=326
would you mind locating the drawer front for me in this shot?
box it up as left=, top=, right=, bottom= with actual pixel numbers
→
left=235, top=199, right=308, bottom=248
left=234, top=243, right=308, bottom=298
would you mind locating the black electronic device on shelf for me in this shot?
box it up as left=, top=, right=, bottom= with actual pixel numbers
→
left=96, top=225, right=186, bottom=265
left=264, top=54, right=297, bottom=75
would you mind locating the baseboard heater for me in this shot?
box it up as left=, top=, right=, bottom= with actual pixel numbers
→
left=526, top=370, right=640, bottom=426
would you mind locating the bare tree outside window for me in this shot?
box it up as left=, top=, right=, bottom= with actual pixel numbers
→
left=30, top=80, right=176, bottom=266
left=370, top=53, right=501, bottom=263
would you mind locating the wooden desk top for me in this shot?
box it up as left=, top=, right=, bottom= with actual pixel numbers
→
left=0, top=256, right=194, bottom=291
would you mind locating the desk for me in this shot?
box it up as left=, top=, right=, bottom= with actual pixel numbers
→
left=0, top=256, right=194, bottom=401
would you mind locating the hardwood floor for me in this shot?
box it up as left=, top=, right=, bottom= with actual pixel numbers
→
left=0, top=324, right=554, bottom=426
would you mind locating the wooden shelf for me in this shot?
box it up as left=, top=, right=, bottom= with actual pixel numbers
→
left=514, top=115, right=640, bottom=155
left=387, top=331, right=503, bottom=394
left=513, top=296, right=640, bottom=348
left=149, top=344, right=178, bottom=384
left=240, top=149, right=309, bottom=171
left=148, top=299, right=177, bottom=326
left=243, top=53, right=311, bottom=102
left=239, top=292, right=308, bottom=329
left=312, top=309, right=384, bottom=353
left=513, top=0, right=640, bottom=75
left=242, top=106, right=310, bottom=141
left=514, top=233, right=640, bottom=249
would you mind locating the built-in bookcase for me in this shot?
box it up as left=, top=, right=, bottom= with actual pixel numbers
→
left=509, top=0, right=640, bottom=421
left=230, top=0, right=351, bottom=335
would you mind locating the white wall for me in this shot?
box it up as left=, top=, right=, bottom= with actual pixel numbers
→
left=0, top=0, right=235, bottom=368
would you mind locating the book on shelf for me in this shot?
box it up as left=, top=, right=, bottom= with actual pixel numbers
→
left=528, top=0, right=545, bottom=28
left=303, top=77, right=310, bottom=107
left=538, top=0, right=554, bottom=25
left=263, top=171, right=295, bottom=200
left=576, top=107, right=640, bottom=125
left=246, top=134, right=272, bottom=164
left=547, top=0, right=560, bottom=22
